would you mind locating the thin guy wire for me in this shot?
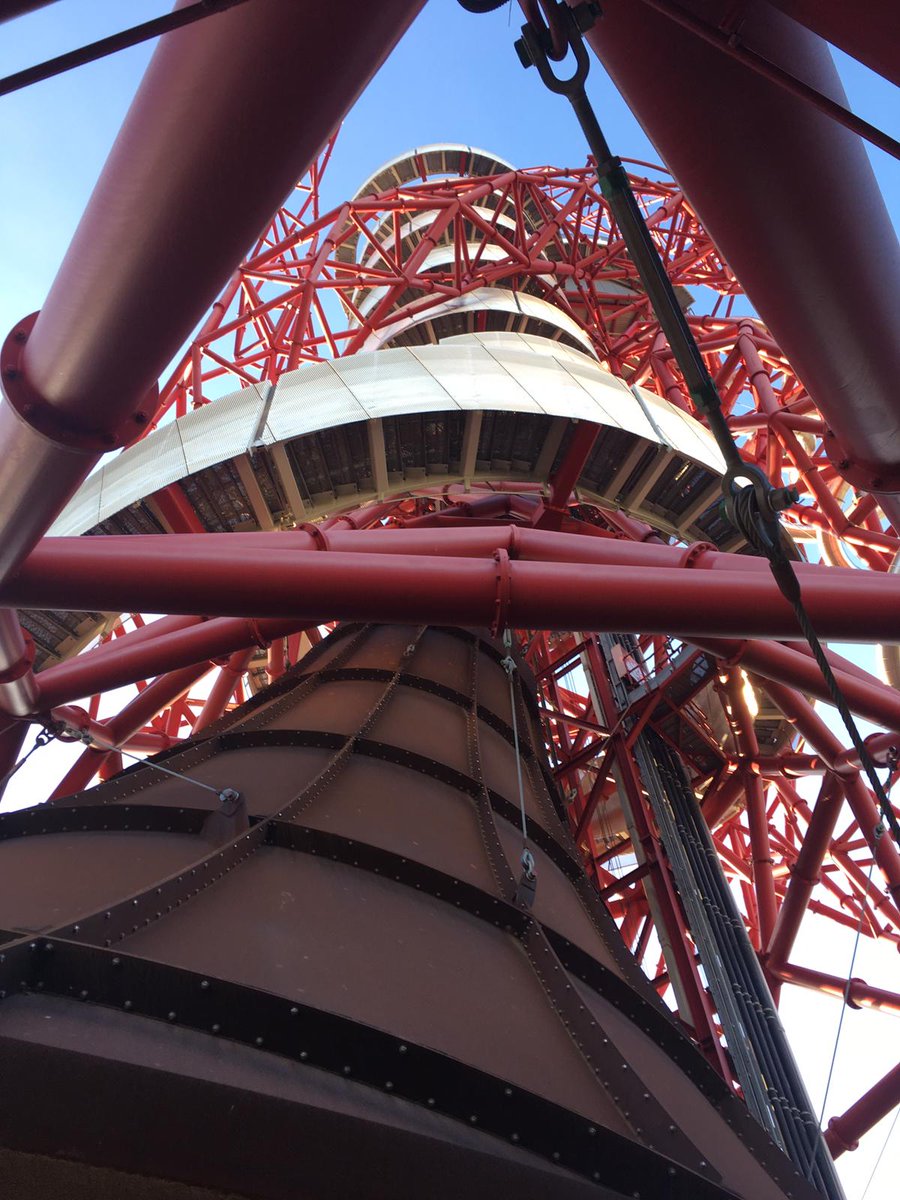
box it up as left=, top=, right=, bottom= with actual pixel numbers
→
left=813, top=855, right=876, bottom=1158
left=735, top=494, right=900, bottom=848
left=116, top=746, right=225, bottom=798
left=506, top=664, right=529, bottom=845
left=860, top=1103, right=900, bottom=1200
left=812, top=776, right=894, bottom=1178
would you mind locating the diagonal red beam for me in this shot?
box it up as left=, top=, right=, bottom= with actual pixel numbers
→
left=824, top=1063, right=900, bottom=1158
left=48, top=658, right=214, bottom=799
left=34, top=616, right=312, bottom=710
left=765, top=776, right=843, bottom=969
left=0, top=0, right=425, bottom=583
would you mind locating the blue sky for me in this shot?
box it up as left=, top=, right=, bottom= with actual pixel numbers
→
left=1, top=4, right=898, bottom=1196
left=2, top=1, right=895, bottom=339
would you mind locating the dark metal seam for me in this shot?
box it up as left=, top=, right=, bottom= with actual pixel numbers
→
left=514, top=920, right=714, bottom=1176
left=27, top=632, right=428, bottom=949
left=0, top=937, right=738, bottom=1200
left=0, top=802, right=208, bottom=842
left=0, top=732, right=580, bottom=889
left=457, top=643, right=712, bottom=1171
left=548, top=928, right=806, bottom=1192
left=43, top=624, right=377, bottom=810
left=464, top=637, right=519, bottom=895
left=263, top=820, right=728, bottom=1108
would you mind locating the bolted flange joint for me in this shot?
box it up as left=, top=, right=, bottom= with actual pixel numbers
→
left=1, top=312, right=158, bottom=454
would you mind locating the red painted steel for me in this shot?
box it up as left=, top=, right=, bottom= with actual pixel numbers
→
left=0, top=0, right=424, bottom=583
left=765, top=0, right=900, bottom=86
left=579, top=0, right=900, bottom=493
left=1, top=6, right=898, bottom=1165
left=6, top=543, right=900, bottom=645
left=825, top=1063, right=900, bottom=1157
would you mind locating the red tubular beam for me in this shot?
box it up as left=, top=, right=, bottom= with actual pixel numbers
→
left=724, top=673, right=777, bottom=949
left=766, top=776, right=842, bottom=968
left=193, top=648, right=255, bottom=734
left=835, top=732, right=900, bottom=772
left=766, top=0, right=900, bottom=87
left=49, top=660, right=213, bottom=799
left=12, top=523, right=900, bottom=580
left=825, top=1063, right=900, bottom=1158
left=691, top=637, right=900, bottom=736
left=771, top=961, right=900, bottom=1016
left=7, top=550, right=900, bottom=644
left=699, top=771, right=745, bottom=829
left=580, top=0, right=900, bottom=494
left=0, top=0, right=424, bottom=583
left=758, top=679, right=900, bottom=907
left=0, top=610, right=39, bottom=717
left=103, top=661, right=213, bottom=748
left=49, top=745, right=109, bottom=801
left=546, top=420, right=601, bottom=511
left=267, top=637, right=285, bottom=683
left=35, top=617, right=312, bottom=709
left=50, top=707, right=174, bottom=753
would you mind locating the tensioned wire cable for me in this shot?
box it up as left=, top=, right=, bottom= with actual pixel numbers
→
left=505, top=0, right=900, bottom=854
left=860, top=1104, right=900, bottom=1200
left=812, top=770, right=896, bottom=1183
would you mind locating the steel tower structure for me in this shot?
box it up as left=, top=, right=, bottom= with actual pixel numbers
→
left=0, top=1, right=899, bottom=1197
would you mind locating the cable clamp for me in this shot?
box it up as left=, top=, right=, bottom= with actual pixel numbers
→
left=515, top=847, right=538, bottom=909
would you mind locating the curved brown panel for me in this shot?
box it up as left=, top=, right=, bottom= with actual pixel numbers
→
left=0, top=625, right=818, bottom=1199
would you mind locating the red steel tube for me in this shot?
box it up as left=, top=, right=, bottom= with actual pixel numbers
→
left=758, top=678, right=900, bottom=906
left=699, top=770, right=745, bottom=829
left=0, top=0, right=424, bottom=583
left=35, top=617, right=311, bottom=709
left=49, top=659, right=213, bottom=798
left=691, top=637, right=900, bottom=736
left=766, top=776, right=843, bottom=968
left=771, top=961, right=900, bottom=1016
left=824, top=1063, right=900, bottom=1158
left=5, top=550, right=900, bottom=644
left=765, top=0, right=900, bottom=87
left=193, top=648, right=255, bottom=733
left=9, top=524, right=897, bottom=580
left=724, top=673, right=777, bottom=949
left=50, top=706, right=174, bottom=753
left=579, top=0, right=900, bottom=494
